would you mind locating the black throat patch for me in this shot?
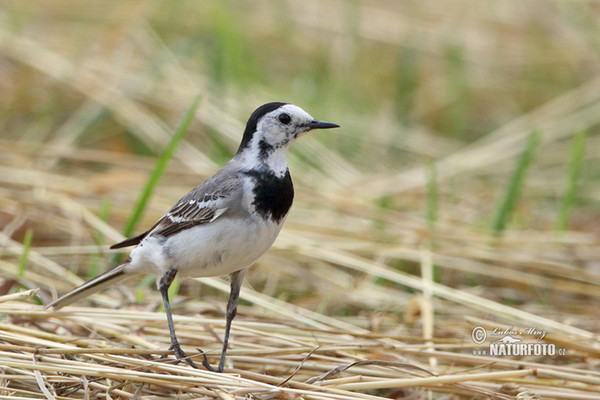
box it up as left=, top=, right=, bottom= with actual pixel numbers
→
left=244, top=169, right=294, bottom=223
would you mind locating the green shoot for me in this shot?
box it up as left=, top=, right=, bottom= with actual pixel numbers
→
left=443, top=43, right=469, bottom=138
left=426, top=162, right=438, bottom=230
left=492, top=130, right=540, bottom=236
left=394, top=44, right=419, bottom=122
left=166, top=277, right=181, bottom=311
left=122, top=95, right=201, bottom=238
left=426, top=162, right=442, bottom=282
left=17, top=229, right=33, bottom=279
left=136, top=274, right=156, bottom=303
left=110, top=95, right=201, bottom=267
left=13, top=230, right=42, bottom=304
left=556, top=131, right=586, bottom=232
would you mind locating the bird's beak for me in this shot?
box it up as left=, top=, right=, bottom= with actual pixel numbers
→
left=306, top=120, right=340, bottom=130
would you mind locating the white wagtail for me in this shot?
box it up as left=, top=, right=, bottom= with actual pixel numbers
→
left=46, top=102, right=339, bottom=372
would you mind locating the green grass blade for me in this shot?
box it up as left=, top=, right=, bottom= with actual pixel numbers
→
left=443, top=42, right=469, bottom=138
left=556, top=131, right=586, bottom=232
left=491, top=130, right=540, bottom=236
left=394, top=44, right=419, bottom=121
left=165, top=277, right=181, bottom=312
left=134, top=273, right=179, bottom=312
left=110, top=95, right=201, bottom=266
left=426, top=162, right=442, bottom=282
left=122, top=95, right=201, bottom=237
left=13, top=230, right=42, bottom=304
left=17, top=230, right=33, bottom=279
left=136, top=274, right=156, bottom=303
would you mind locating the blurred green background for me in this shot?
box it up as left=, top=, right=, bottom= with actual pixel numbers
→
left=3, top=0, right=599, bottom=176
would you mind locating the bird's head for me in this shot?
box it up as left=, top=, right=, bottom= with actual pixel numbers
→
left=236, top=102, right=339, bottom=160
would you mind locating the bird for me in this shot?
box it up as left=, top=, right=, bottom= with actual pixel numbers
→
left=45, top=102, right=340, bottom=372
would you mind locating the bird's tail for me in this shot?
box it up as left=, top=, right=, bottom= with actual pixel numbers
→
left=45, top=263, right=134, bottom=310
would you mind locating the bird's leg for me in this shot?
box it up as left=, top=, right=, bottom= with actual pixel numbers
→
left=195, top=269, right=246, bottom=372
left=159, top=266, right=199, bottom=369
left=159, top=267, right=246, bottom=372
left=216, top=269, right=246, bottom=372
left=191, top=269, right=246, bottom=372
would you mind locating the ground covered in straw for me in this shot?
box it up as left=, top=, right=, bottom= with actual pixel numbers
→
left=1, top=1, right=600, bottom=399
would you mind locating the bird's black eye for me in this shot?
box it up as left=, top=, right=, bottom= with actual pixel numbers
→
left=278, top=113, right=291, bottom=125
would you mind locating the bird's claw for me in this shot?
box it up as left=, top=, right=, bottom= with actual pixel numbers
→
left=169, top=341, right=199, bottom=369
left=197, top=348, right=222, bottom=372
left=167, top=341, right=223, bottom=372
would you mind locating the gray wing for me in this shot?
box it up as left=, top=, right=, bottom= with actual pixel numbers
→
left=110, top=170, right=242, bottom=248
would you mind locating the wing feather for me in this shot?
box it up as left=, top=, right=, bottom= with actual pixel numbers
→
left=109, top=170, right=241, bottom=248
left=152, top=201, right=223, bottom=237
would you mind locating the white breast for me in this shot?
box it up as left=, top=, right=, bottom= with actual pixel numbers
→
left=128, top=215, right=284, bottom=278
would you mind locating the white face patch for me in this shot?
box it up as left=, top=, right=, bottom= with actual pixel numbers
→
left=237, top=104, right=317, bottom=177
left=255, top=104, right=315, bottom=150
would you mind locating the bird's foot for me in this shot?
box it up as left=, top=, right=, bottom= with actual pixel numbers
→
left=169, top=341, right=199, bottom=369
left=197, top=348, right=222, bottom=372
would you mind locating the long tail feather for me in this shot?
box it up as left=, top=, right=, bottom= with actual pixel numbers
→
left=45, top=263, right=133, bottom=309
